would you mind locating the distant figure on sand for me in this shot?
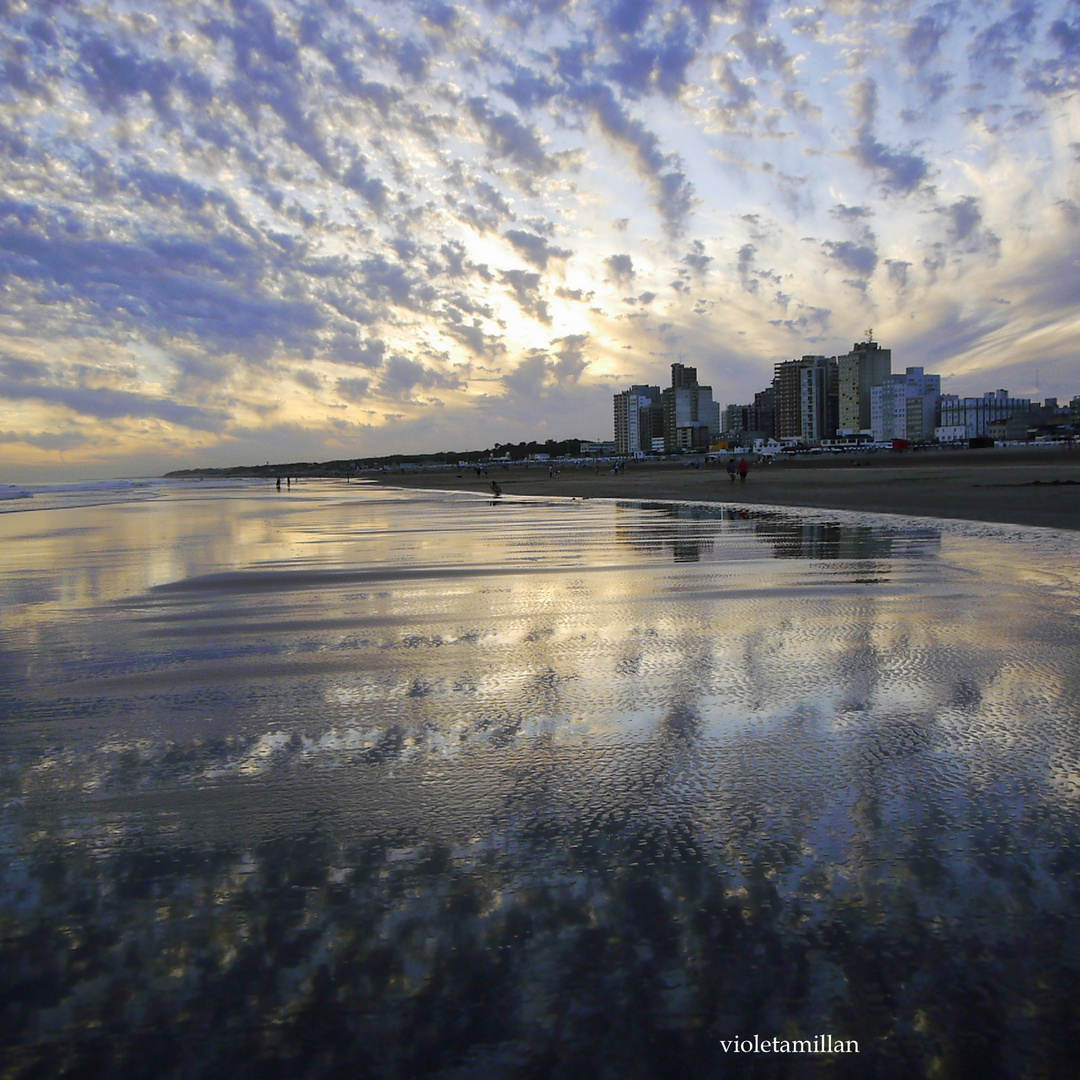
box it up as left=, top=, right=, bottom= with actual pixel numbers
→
left=738, top=458, right=748, bottom=483
left=490, top=481, right=502, bottom=497
left=726, top=458, right=737, bottom=484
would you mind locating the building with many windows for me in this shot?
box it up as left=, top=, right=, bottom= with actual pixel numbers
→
left=838, top=338, right=892, bottom=433
left=662, top=363, right=715, bottom=451
left=613, top=385, right=662, bottom=455
left=870, top=367, right=941, bottom=443
left=722, top=387, right=775, bottom=445
left=773, top=355, right=838, bottom=442
left=938, top=390, right=1031, bottom=440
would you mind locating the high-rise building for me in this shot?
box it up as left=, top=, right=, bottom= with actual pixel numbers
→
left=613, top=384, right=662, bottom=454
left=773, top=355, right=837, bottom=442
left=902, top=367, right=941, bottom=442
left=753, top=386, right=776, bottom=440
left=870, top=378, right=907, bottom=443
left=837, top=338, right=892, bottom=432
left=662, top=363, right=714, bottom=451
left=723, top=387, right=776, bottom=445
left=870, top=367, right=940, bottom=443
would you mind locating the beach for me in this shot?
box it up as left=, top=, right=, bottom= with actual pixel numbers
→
left=367, top=445, right=1080, bottom=531
left=4, top=478, right=1080, bottom=1076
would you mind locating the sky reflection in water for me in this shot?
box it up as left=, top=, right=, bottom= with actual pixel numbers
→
left=2, top=481, right=1080, bottom=1078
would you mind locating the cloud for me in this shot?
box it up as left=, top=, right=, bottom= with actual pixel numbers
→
left=342, top=157, right=391, bottom=213
left=0, top=428, right=91, bottom=452
left=330, top=334, right=387, bottom=369
left=172, top=353, right=231, bottom=392
left=903, top=8, right=954, bottom=68
left=605, top=253, right=635, bottom=283
left=499, top=269, right=551, bottom=323
left=496, top=64, right=558, bottom=109
left=605, top=0, right=653, bottom=37
left=555, top=286, right=593, bottom=302
left=848, top=78, right=930, bottom=194
left=293, top=368, right=322, bottom=391
left=830, top=203, right=874, bottom=222
left=822, top=239, right=878, bottom=277
left=75, top=33, right=194, bottom=123
left=708, top=56, right=758, bottom=130
left=681, top=240, right=712, bottom=274
left=551, top=333, right=590, bottom=380
left=0, top=355, right=51, bottom=381
left=728, top=30, right=795, bottom=78
left=467, top=97, right=559, bottom=172
left=0, top=376, right=230, bottom=431
left=737, top=243, right=758, bottom=294
left=969, top=2, right=1038, bottom=74
left=564, top=81, right=695, bottom=234
left=500, top=344, right=590, bottom=399
left=504, top=230, right=572, bottom=268
left=1025, top=6, right=1080, bottom=94
left=0, top=219, right=326, bottom=358
left=885, top=259, right=912, bottom=288
left=357, top=256, right=421, bottom=308
left=603, top=10, right=700, bottom=98
left=336, top=376, right=371, bottom=402
left=443, top=320, right=505, bottom=358
left=378, top=355, right=465, bottom=400
left=944, top=195, right=982, bottom=243
left=852, top=130, right=930, bottom=195
left=939, top=195, right=1001, bottom=257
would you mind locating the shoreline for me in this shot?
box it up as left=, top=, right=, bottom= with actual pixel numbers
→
left=363, top=447, right=1080, bottom=532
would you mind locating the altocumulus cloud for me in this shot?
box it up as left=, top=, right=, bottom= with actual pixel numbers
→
left=0, top=0, right=1077, bottom=478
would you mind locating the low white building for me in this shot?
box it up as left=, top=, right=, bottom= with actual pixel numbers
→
left=939, top=389, right=1030, bottom=439
left=934, top=425, right=968, bottom=444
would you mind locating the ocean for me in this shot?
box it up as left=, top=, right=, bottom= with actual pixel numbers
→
left=2, top=477, right=1080, bottom=1078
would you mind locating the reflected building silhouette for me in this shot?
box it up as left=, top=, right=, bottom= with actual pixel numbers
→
left=611, top=501, right=942, bottom=568
left=613, top=502, right=742, bottom=562
left=753, top=518, right=941, bottom=562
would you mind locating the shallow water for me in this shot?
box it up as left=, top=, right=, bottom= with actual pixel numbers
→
left=2, top=480, right=1080, bottom=1078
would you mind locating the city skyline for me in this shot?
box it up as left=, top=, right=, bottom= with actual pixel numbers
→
left=2, top=1, right=1079, bottom=481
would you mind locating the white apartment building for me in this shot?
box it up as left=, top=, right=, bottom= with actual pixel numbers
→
left=938, top=390, right=1030, bottom=439
left=613, top=385, right=661, bottom=455
left=871, top=367, right=941, bottom=443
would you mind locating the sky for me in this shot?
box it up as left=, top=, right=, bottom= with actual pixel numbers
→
left=1, top=0, right=1079, bottom=479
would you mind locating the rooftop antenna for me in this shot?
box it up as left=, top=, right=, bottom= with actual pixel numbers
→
left=865, top=327, right=874, bottom=343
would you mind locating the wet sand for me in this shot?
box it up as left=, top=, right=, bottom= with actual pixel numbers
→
left=6, top=480, right=1080, bottom=1073
left=368, top=446, right=1080, bottom=531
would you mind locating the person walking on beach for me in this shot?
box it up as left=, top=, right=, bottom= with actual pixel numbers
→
left=738, top=458, right=748, bottom=483
left=726, top=458, right=737, bottom=484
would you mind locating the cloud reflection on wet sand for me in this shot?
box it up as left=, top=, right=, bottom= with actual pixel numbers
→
left=2, top=481, right=1080, bottom=1077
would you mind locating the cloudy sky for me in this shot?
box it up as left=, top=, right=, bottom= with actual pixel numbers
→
left=1, top=0, right=1078, bottom=478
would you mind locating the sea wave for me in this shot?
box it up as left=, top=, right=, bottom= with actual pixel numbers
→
left=0, top=478, right=165, bottom=513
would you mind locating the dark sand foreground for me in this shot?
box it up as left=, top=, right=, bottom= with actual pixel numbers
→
left=368, top=446, right=1080, bottom=531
